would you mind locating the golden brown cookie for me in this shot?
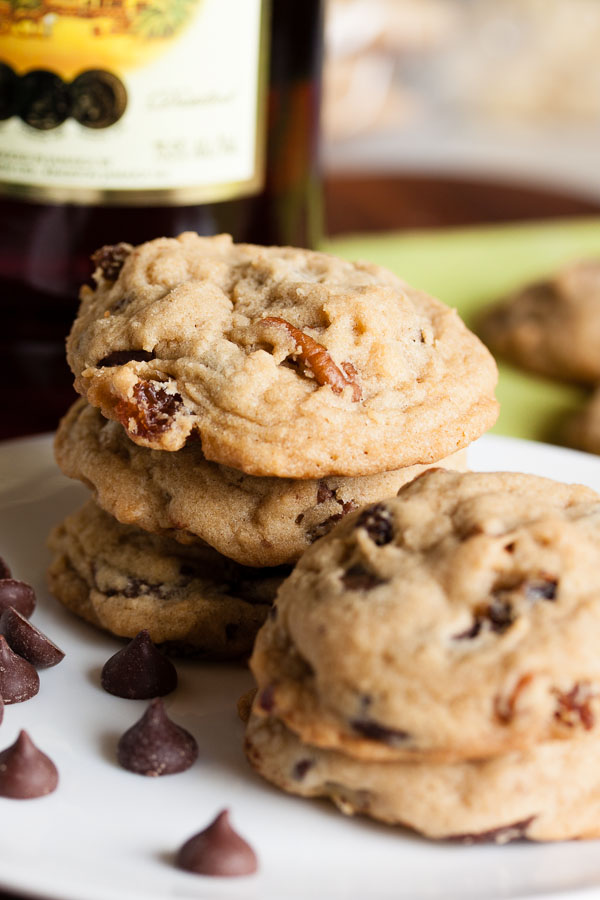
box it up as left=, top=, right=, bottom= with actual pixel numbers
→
left=47, top=501, right=289, bottom=658
left=66, top=233, right=498, bottom=476
left=55, top=399, right=468, bottom=567
left=250, top=469, right=600, bottom=762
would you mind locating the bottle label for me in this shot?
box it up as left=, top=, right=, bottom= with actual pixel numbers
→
left=0, top=0, right=268, bottom=205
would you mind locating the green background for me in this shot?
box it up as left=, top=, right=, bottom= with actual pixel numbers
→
left=323, top=218, right=600, bottom=444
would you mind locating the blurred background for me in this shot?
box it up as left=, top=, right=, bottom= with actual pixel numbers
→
left=322, top=0, right=600, bottom=231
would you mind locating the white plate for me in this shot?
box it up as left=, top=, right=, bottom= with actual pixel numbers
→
left=2, top=433, right=600, bottom=900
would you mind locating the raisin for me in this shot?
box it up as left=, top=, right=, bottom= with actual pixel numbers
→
left=292, top=758, right=314, bottom=781
left=97, top=350, right=155, bottom=367
left=341, top=565, right=386, bottom=591
left=448, top=816, right=535, bottom=844
left=356, top=503, right=394, bottom=546
left=258, top=685, right=275, bottom=713
left=350, top=718, right=410, bottom=746
left=115, top=381, right=182, bottom=440
left=316, top=481, right=335, bottom=504
left=91, top=243, right=131, bottom=281
left=554, top=683, right=595, bottom=730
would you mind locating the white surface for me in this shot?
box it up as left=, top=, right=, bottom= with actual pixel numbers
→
left=2, top=434, right=600, bottom=900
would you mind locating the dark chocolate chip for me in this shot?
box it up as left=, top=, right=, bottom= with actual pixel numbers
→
left=308, top=514, right=343, bottom=543
left=0, top=730, right=59, bottom=799
left=447, top=816, right=535, bottom=844
left=101, top=630, right=178, bottom=699
left=0, top=556, right=11, bottom=580
left=0, top=608, right=65, bottom=668
left=341, top=564, right=386, bottom=591
left=355, top=503, right=394, bottom=546
left=350, top=718, right=410, bottom=746
left=525, top=578, right=557, bottom=602
left=292, top=758, right=314, bottom=781
left=0, top=579, right=36, bottom=617
left=176, top=810, right=258, bottom=877
left=97, top=350, right=155, bottom=368
left=487, top=598, right=515, bottom=633
left=0, top=635, right=39, bottom=703
left=453, top=620, right=482, bottom=641
left=225, top=624, right=239, bottom=642
left=117, top=698, right=198, bottom=776
left=91, top=243, right=130, bottom=281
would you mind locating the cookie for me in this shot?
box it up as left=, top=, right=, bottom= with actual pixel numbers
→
left=250, top=468, right=600, bottom=762
left=564, top=387, right=600, bottom=456
left=55, top=399, right=468, bottom=568
left=66, top=233, right=498, bottom=477
left=244, top=709, right=600, bottom=842
left=479, top=259, right=600, bottom=383
left=47, top=501, right=289, bottom=658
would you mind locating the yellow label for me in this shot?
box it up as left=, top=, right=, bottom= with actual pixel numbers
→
left=0, top=0, right=268, bottom=205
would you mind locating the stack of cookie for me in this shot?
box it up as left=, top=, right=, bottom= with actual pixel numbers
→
left=245, top=468, right=600, bottom=841
left=48, top=233, right=498, bottom=658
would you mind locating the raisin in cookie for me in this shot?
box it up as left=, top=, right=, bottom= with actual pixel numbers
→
left=479, top=259, right=600, bottom=383
left=47, top=501, right=289, bottom=658
left=244, top=709, right=600, bottom=842
left=55, top=399, right=468, bottom=568
left=66, top=233, right=498, bottom=477
left=250, top=469, right=600, bottom=762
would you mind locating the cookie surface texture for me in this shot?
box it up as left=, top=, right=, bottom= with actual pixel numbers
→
left=250, top=469, right=600, bottom=761
left=244, top=710, right=600, bottom=842
left=479, top=259, right=600, bottom=383
left=67, top=233, right=498, bottom=476
left=55, top=399, right=468, bottom=567
left=47, top=501, right=288, bottom=657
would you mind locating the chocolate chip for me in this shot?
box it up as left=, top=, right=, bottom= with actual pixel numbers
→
left=292, top=758, right=314, bottom=780
left=350, top=718, right=410, bottom=746
left=341, top=564, right=385, bottom=591
left=355, top=503, right=394, bottom=546
left=117, top=698, right=198, bottom=776
left=454, top=598, right=514, bottom=641
left=225, top=623, right=238, bottom=641
left=101, top=630, right=178, bottom=699
left=176, top=810, right=258, bottom=877
left=0, top=730, right=59, bottom=799
left=487, top=598, right=515, bottom=633
left=308, top=514, right=343, bottom=543
left=0, top=556, right=11, bottom=580
left=91, top=243, right=130, bottom=281
left=0, top=579, right=36, bottom=617
left=0, top=635, right=39, bottom=703
left=97, top=350, right=155, bottom=367
left=525, top=578, right=557, bottom=602
left=447, top=816, right=535, bottom=844
left=0, top=608, right=65, bottom=668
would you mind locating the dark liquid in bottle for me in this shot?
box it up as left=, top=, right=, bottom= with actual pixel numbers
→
left=0, top=0, right=323, bottom=438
